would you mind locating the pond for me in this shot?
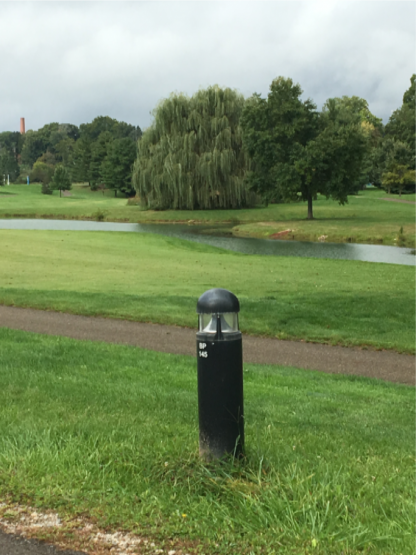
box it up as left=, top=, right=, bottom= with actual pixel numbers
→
left=1, top=218, right=414, bottom=266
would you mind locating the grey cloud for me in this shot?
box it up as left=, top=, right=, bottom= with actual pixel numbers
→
left=0, top=1, right=414, bottom=133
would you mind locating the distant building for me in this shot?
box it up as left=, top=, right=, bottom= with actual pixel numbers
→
left=20, top=118, right=25, bottom=134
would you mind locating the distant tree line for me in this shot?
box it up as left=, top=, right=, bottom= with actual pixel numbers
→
left=1, top=75, right=414, bottom=214
left=133, top=74, right=415, bottom=216
left=0, top=116, right=142, bottom=197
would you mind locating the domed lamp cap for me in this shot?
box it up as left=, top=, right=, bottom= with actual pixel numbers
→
left=196, top=288, right=240, bottom=314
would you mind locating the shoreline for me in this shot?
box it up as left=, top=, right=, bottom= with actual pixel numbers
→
left=0, top=213, right=414, bottom=248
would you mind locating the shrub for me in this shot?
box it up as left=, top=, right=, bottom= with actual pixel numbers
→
left=126, top=196, right=142, bottom=206
left=41, top=183, right=52, bottom=195
left=30, top=161, right=55, bottom=185
left=92, top=209, right=108, bottom=221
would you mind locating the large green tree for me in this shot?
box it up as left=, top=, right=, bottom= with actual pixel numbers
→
left=50, top=165, right=72, bottom=197
left=0, top=131, right=24, bottom=162
left=0, top=151, right=19, bottom=182
left=326, top=96, right=383, bottom=187
left=89, top=131, right=113, bottom=190
left=382, top=165, right=415, bottom=197
left=241, top=77, right=367, bottom=219
left=0, top=131, right=24, bottom=182
left=100, top=137, right=136, bottom=196
left=70, top=137, right=92, bottom=184
left=55, top=137, right=75, bottom=166
left=20, top=128, right=51, bottom=167
left=385, top=74, right=415, bottom=163
left=380, top=140, right=415, bottom=195
left=29, top=158, right=55, bottom=185
left=368, top=137, right=413, bottom=189
left=79, top=116, right=140, bottom=143
left=71, top=117, right=140, bottom=189
left=132, top=86, right=251, bottom=209
left=328, top=96, right=382, bottom=128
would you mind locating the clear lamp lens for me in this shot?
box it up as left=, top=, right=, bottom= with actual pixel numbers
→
left=199, top=313, right=238, bottom=333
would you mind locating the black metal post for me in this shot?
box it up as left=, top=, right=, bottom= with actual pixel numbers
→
left=196, top=289, right=244, bottom=460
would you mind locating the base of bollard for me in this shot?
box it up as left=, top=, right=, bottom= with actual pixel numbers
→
left=199, top=433, right=244, bottom=461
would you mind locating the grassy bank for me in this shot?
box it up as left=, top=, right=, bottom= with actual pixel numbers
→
left=0, top=230, right=414, bottom=353
left=0, top=328, right=414, bottom=554
left=1, top=184, right=414, bottom=246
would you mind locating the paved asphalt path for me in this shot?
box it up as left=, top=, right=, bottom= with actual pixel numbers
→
left=0, top=530, right=86, bottom=555
left=1, top=305, right=414, bottom=385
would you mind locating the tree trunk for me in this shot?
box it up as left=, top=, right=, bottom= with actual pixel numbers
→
left=59, top=189, right=61, bottom=197
left=307, top=194, right=313, bottom=220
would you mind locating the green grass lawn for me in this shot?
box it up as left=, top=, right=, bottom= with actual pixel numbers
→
left=0, top=230, right=414, bottom=353
left=0, top=329, right=414, bottom=554
left=1, top=184, right=414, bottom=246
left=0, top=183, right=133, bottom=221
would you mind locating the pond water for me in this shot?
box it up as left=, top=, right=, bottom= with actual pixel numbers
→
left=1, top=218, right=414, bottom=266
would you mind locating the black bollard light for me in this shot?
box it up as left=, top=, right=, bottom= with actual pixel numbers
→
left=196, top=288, right=244, bottom=460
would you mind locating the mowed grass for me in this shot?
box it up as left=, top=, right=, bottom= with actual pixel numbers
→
left=231, top=193, right=415, bottom=247
left=0, top=230, right=414, bottom=353
left=0, top=184, right=414, bottom=246
left=0, top=183, right=134, bottom=222
left=0, top=328, right=414, bottom=554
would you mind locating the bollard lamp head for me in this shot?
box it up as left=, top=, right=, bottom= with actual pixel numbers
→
left=197, top=288, right=240, bottom=335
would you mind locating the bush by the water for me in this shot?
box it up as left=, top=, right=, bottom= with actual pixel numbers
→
left=92, top=208, right=108, bottom=221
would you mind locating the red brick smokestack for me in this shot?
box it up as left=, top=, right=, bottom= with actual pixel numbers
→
left=20, top=118, right=25, bottom=134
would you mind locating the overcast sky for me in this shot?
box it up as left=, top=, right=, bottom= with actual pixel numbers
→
left=0, top=1, right=414, bottom=133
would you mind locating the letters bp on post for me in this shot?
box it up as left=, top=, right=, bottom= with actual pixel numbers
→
left=198, top=342, right=208, bottom=358
left=196, top=288, right=244, bottom=460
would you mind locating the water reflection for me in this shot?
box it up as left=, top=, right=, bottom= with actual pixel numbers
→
left=0, top=218, right=414, bottom=266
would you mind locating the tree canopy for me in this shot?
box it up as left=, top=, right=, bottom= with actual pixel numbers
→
left=379, top=139, right=415, bottom=195
left=324, top=95, right=383, bottom=187
left=79, top=116, right=140, bottom=143
left=374, top=75, right=416, bottom=195
left=70, top=117, right=141, bottom=194
left=0, top=131, right=21, bottom=182
left=30, top=160, right=55, bottom=185
left=382, top=164, right=415, bottom=197
left=21, top=123, right=79, bottom=168
left=50, top=165, right=72, bottom=197
left=11, top=116, right=141, bottom=194
left=3, top=76, right=413, bottom=202
left=89, top=131, right=114, bottom=189
left=240, top=77, right=367, bottom=219
left=132, top=86, right=252, bottom=209
left=385, top=74, right=415, bottom=161
left=101, top=137, right=137, bottom=196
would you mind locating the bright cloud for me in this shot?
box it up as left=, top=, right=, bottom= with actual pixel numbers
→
left=0, top=1, right=414, bottom=132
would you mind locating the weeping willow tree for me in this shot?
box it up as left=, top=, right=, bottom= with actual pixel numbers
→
left=132, top=86, right=253, bottom=209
